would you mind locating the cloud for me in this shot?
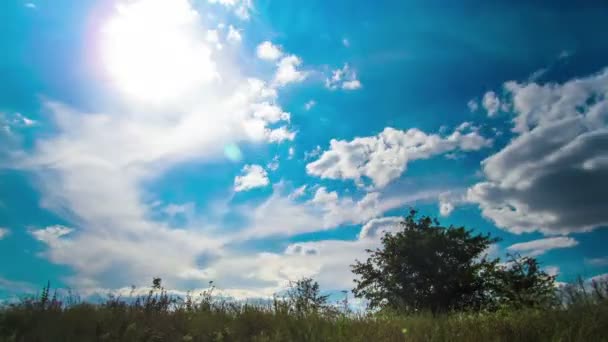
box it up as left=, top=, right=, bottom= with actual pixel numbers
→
left=30, top=225, right=73, bottom=246
left=274, top=55, right=307, bottom=86
left=256, top=41, right=283, bottom=61
left=304, top=100, right=316, bottom=111
left=482, top=91, right=501, bottom=117
left=585, top=257, right=608, bottom=267
left=25, top=3, right=36, bottom=9
left=235, top=185, right=441, bottom=240
left=342, top=38, right=350, bottom=47
left=163, top=202, right=195, bottom=217
left=14, top=0, right=298, bottom=289
left=234, top=164, right=270, bottom=192
left=438, top=192, right=455, bottom=216
left=467, top=99, right=479, bottom=112
left=307, top=125, right=491, bottom=188
left=468, top=68, right=608, bottom=235
left=359, top=217, right=402, bottom=239
left=0, top=227, right=9, bottom=240
left=226, top=25, right=242, bottom=43
left=325, top=64, right=361, bottom=90
left=507, top=237, right=579, bottom=257
left=207, top=0, right=253, bottom=20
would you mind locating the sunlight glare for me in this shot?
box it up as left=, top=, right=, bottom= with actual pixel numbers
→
left=101, top=0, right=217, bottom=104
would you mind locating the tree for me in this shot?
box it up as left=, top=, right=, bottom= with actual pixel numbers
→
left=351, top=210, right=557, bottom=314
left=352, top=210, right=502, bottom=313
left=286, top=277, right=329, bottom=315
left=490, top=254, right=557, bottom=309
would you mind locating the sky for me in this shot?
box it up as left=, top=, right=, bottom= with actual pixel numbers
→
left=1, top=0, right=608, bottom=301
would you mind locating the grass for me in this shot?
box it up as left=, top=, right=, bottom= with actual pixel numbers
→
left=0, top=280, right=607, bottom=341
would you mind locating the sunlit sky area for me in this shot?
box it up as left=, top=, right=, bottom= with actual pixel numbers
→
left=1, top=0, right=608, bottom=300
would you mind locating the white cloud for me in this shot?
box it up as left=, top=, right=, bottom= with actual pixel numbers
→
left=342, top=79, right=362, bottom=90
left=288, top=147, right=295, bottom=159
left=226, top=25, right=242, bottom=43
left=468, top=68, right=608, bottom=234
left=304, top=100, right=316, bottom=111
left=467, top=99, right=479, bottom=112
left=438, top=192, right=455, bottom=216
left=325, top=64, right=361, bottom=90
left=274, top=55, right=307, bottom=86
left=256, top=41, right=283, bottom=61
left=234, top=164, right=270, bottom=192
left=234, top=185, right=441, bottom=240
left=30, top=225, right=73, bottom=246
left=207, top=0, right=253, bottom=20
left=0, top=228, right=9, bottom=240
left=206, top=29, right=222, bottom=50
left=15, top=0, right=299, bottom=289
left=482, top=91, right=501, bottom=117
left=307, top=125, right=491, bottom=188
left=359, top=217, right=401, bottom=239
left=507, top=237, right=578, bottom=257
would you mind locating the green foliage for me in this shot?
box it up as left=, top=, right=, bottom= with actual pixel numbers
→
left=352, top=210, right=501, bottom=313
left=351, top=210, right=557, bottom=314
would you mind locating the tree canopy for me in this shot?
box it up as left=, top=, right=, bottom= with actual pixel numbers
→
left=351, top=210, right=556, bottom=313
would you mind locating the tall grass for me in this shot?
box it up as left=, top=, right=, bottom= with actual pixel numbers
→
left=0, top=279, right=607, bottom=341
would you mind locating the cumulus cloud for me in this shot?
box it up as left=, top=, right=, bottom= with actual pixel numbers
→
left=468, top=68, right=608, bottom=235
left=274, top=55, right=307, bottom=86
left=482, top=91, right=501, bottom=117
left=235, top=185, right=441, bottom=240
left=234, top=165, right=270, bottom=192
left=307, top=125, right=491, bottom=188
left=13, top=0, right=298, bottom=289
left=358, top=217, right=402, bottom=239
left=325, top=64, right=361, bottom=90
left=507, top=237, right=579, bottom=257
left=256, top=41, right=283, bottom=61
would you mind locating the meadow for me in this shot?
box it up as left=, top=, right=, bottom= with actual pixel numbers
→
left=0, top=279, right=606, bottom=342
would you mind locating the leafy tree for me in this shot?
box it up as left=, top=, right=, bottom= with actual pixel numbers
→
left=491, top=254, right=558, bottom=309
left=286, top=277, right=329, bottom=315
left=351, top=210, right=557, bottom=313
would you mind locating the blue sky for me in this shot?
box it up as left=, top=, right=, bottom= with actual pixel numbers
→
left=1, top=0, right=608, bottom=300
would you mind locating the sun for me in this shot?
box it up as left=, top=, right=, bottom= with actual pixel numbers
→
left=100, top=0, right=217, bottom=104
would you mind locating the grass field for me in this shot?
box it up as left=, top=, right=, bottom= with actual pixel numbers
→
left=0, top=281, right=607, bottom=341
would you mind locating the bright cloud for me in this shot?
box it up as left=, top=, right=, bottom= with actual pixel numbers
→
left=226, top=25, right=242, bottom=43
left=14, top=0, right=300, bottom=289
left=325, top=64, right=361, bottom=90
left=274, top=55, right=307, bottom=86
left=256, top=41, right=283, bottom=61
left=307, top=125, right=491, bottom=188
left=507, top=237, right=579, bottom=257
left=468, top=68, right=608, bottom=234
left=482, top=91, right=501, bottom=117
left=234, top=164, right=270, bottom=192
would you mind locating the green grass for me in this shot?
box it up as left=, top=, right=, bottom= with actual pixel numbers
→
left=0, top=280, right=607, bottom=341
